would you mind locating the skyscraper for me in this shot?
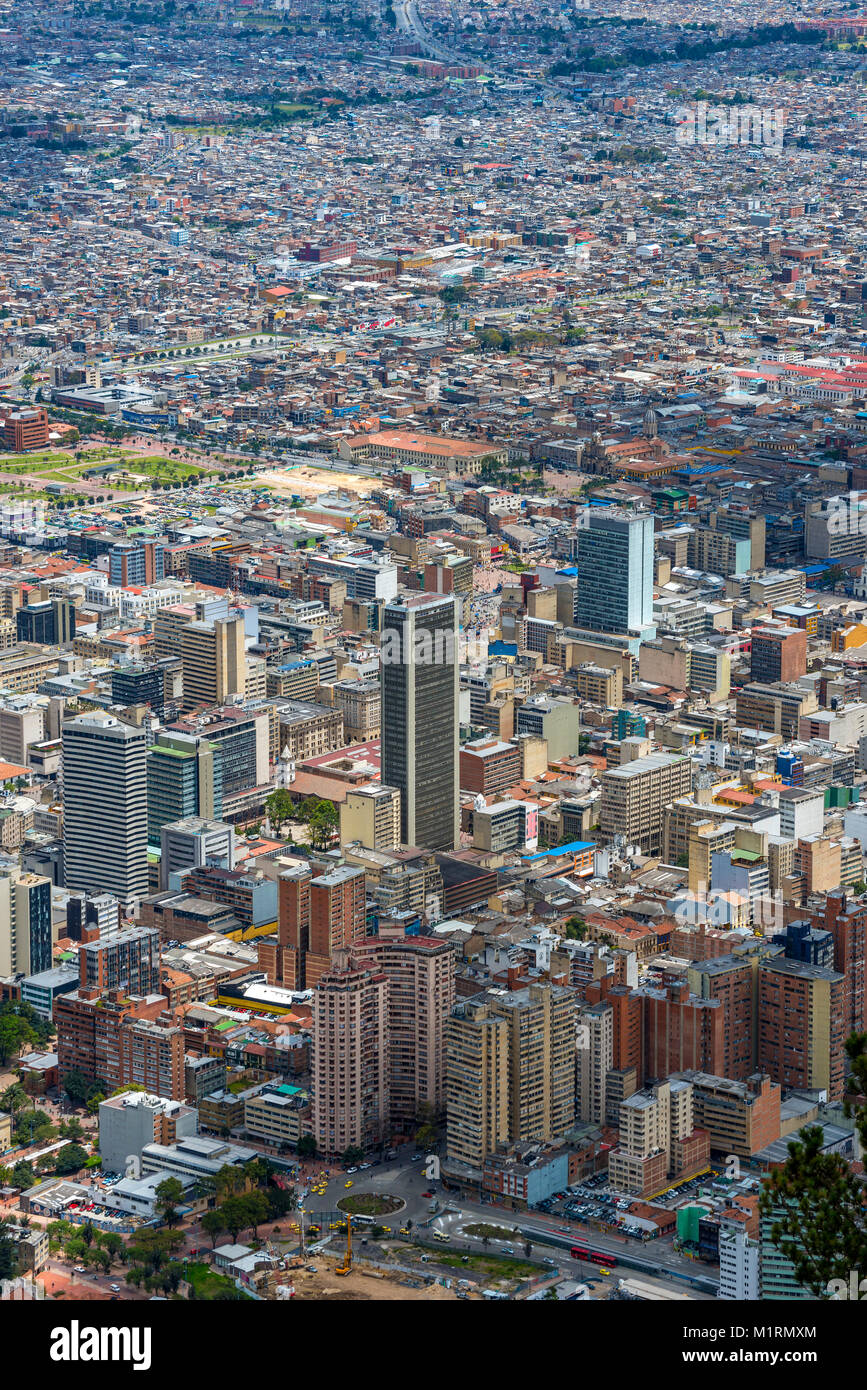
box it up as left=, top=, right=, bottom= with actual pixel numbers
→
left=446, top=982, right=577, bottom=1168
left=574, top=509, right=654, bottom=635
left=62, top=712, right=148, bottom=908
left=274, top=862, right=366, bottom=989
left=381, top=592, right=459, bottom=851
left=180, top=614, right=246, bottom=712
left=0, top=865, right=52, bottom=977
left=311, top=950, right=389, bottom=1156
left=146, top=730, right=223, bottom=847
left=365, top=934, right=456, bottom=1130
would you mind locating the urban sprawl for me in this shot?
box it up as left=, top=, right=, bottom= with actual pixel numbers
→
left=0, top=0, right=865, bottom=1316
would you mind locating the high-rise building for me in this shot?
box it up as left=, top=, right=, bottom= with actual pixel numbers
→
left=639, top=979, right=726, bottom=1081
left=339, top=785, right=402, bottom=852
left=77, top=924, right=160, bottom=995
left=180, top=614, right=246, bottom=712
left=111, top=664, right=165, bottom=712
left=750, top=625, right=807, bottom=684
left=273, top=862, right=366, bottom=989
left=364, top=935, right=456, bottom=1130
left=56, top=990, right=184, bottom=1101
left=98, top=1092, right=198, bottom=1175
left=108, top=539, right=165, bottom=588
left=147, top=731, right=223, bottom=847
left=445, top=997, right=509, bottom=1170
left=719, top=1216, right=760, bottom=1300
left=757, top=956, right=845, bottom=1099
left=16, top=597, right=76, bottom=646
left=576, top=1001, right=613, bottom=1125
left=808, top=890, right=867, bottom=1038
left=600, top=753, right=694, bottom=855
left=274, top=863, right=312, bottom=990
left=62, top=712, right=148, bottom=908
left=514, top=696, right=581, bottom=762
left=311, top=950, right=389, bottom=1156
left=381, top=593, right=459, bottom=851
left=673, top=1071, right=781, bottom=1158
left=307, top=864, right=367, bottom=988
left=0, top=865, right=52, bottom=977
left=159, top=818, right=235, bottom=891
left=0, top=698, right=44, bottom=766
left=574, top=509, right=654, bottom=635
left=445, top=982, right=576, bottom=1169
left=608, top=1079, right=710, bottom=1197
left=688, top=953, right=764, bottom=1080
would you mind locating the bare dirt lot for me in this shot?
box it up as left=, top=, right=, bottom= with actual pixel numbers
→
left=253, top=464, right=382, bottom=499
left=283, top=1262, right=469, bottom=1301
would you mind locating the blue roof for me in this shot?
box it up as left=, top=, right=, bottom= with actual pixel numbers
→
left=521, top=840, right=595, bottom=863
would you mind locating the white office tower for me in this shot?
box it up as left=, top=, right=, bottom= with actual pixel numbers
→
left=62, top=711, right=148, bottom=910
left=719, top=1218, right=760, bottom=1300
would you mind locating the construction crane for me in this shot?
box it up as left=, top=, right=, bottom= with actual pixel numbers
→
left=335, top=1215, right=352, bottom=1276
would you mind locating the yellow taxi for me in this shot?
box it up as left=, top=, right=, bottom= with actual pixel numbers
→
left=344, top=1181, right=353, bottom=1188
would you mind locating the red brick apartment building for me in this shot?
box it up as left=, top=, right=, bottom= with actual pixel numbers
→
left=459, top=737, right=522, bottom=798
left=55, top=989, right=185, bottom=1100
left=2, top=407, right=49, bottom=451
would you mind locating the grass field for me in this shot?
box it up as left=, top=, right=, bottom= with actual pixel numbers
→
left=426, top=1250, right=537, bottom=1280
left=463, top=1223, right=518, bottom=1242
left=183, top=1262, right=252, bottom=1301
left=0, top=446, right=213, bottom=492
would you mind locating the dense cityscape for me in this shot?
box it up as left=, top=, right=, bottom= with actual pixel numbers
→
left=0, top=0, right=864, bottom=1350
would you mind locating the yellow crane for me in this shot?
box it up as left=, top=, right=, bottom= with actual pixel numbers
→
left=336, top=1215, right=352, bottom=1276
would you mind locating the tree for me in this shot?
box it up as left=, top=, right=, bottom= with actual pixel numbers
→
left=240, top=1190, right=269, bottom=1237
left=55, top=1143, right=89, bottom=1176
left=214, top=1163, right=247, bottom=1202
left=297, top=1134, right=317, bottom=1159
left=61, top=1070, right=92, bottom=1106
left=201, top=1209, right=227, bottom=1248
left=219, top=1195, right=247, bottom=1242
left=0, top=1222, right=17, bottom=1281
left=11, top=1161, right=34, bottom=1190
left=306, top=798, right=338, bottom=851
left=99, top=1231, right=124, bottom=1265
left=414, top=1124, right=437, bottom=1152
left=341, top=1146, right=364, bottom=1168
left=126, top=1228, right=183, bottom=1275
left=155, top=1177, right=186, bottom=1227
left=844, top=1031, right=867, bottom=1151
left=759, top=1124, right=867, bottom=1296
left=265, top=789, right=295, bottom=831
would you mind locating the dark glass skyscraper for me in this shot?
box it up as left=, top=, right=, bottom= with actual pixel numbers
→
left=381, top=593, right=459, bottom=852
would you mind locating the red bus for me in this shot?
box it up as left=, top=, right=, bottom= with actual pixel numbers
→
left=570, top=1244, right=610, bottom=1265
